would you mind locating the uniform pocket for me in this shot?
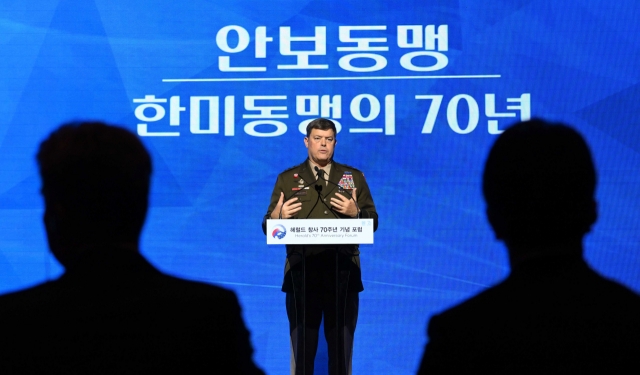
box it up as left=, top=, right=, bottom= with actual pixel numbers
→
left=290, top=189, right=312, bottom=202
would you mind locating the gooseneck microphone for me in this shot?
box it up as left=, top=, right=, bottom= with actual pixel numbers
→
left=309, top=167, right=337, bottom=220
left=314, top=166, right=361, bottom=219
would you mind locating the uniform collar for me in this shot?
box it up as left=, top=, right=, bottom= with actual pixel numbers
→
left=300, top=159, right=342, bottom=194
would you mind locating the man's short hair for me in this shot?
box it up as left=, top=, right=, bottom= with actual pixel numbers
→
left=306, top=118, right=337, bottom=137
left=482, top=119, right=596, bottom=243
left=37, top=121, right=152, bottom=242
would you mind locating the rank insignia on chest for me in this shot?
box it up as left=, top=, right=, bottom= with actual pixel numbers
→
left=338, top=171, right=356, bottom=189
left=293, top=173, right=299, bottom=178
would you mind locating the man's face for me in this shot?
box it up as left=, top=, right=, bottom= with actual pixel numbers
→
left=304, top=128, right=336, bottom=166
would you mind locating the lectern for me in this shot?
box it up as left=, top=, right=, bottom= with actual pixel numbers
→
left=266, top=218, right=374, bottom=375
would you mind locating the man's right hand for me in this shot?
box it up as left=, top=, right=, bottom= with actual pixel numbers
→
left=271, top=192, right=302, bottom=219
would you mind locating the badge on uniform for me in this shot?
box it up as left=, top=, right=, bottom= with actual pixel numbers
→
left=338, top=171, right=356, bottom=190
left=293, top=173, right=299, bottom=178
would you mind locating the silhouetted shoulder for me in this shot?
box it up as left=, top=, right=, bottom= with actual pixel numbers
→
left=155, top=272, right=239, bottom=299
left=0, top=271, right=264, bottom=375
left=0, top=280, right=62, bottom=314
left=421, top=261, right=640, bottom=374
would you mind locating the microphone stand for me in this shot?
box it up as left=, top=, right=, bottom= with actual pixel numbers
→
left=279, top=173, right=322, bottom=375
left=315, top=167, right=360, bottom=375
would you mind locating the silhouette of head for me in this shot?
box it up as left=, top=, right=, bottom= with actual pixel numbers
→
left=483, top=119, right=597, bottom=248
left=37, top=122, right=152, bottom=267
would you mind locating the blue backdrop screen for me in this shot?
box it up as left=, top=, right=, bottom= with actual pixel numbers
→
left=1, top=1, right=639, bottom=373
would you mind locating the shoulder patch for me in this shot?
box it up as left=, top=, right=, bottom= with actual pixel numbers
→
left=334, top=161, right=363, bottom=174
left=281, top=165, right=298, bottom=173
left=279, top=161, right=306, bottom=175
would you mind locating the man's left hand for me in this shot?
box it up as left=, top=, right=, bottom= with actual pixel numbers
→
left=330, top=188, right=359, bottom=217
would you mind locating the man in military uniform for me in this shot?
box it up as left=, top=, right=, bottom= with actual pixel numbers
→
left=262, top=118, right=378, bottom=375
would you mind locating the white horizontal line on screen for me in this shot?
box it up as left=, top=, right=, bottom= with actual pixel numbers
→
left=162, top=74, right=501, bottom=83
left=349, top=128, right=384, bottom=133
left=363, top=280, right=466, bottom=292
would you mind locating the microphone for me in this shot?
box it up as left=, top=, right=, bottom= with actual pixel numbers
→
left=313, top=166, right=325, bottom=192
left=314, top=166, right=361, bottom=219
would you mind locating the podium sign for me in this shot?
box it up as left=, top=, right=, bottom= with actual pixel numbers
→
left=266, top=219, right=374, bottom=245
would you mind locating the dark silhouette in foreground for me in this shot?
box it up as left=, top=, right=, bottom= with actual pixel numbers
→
left=417, top=119, right=640, bottom=374
left=0, top=122, right=265, bottom=374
